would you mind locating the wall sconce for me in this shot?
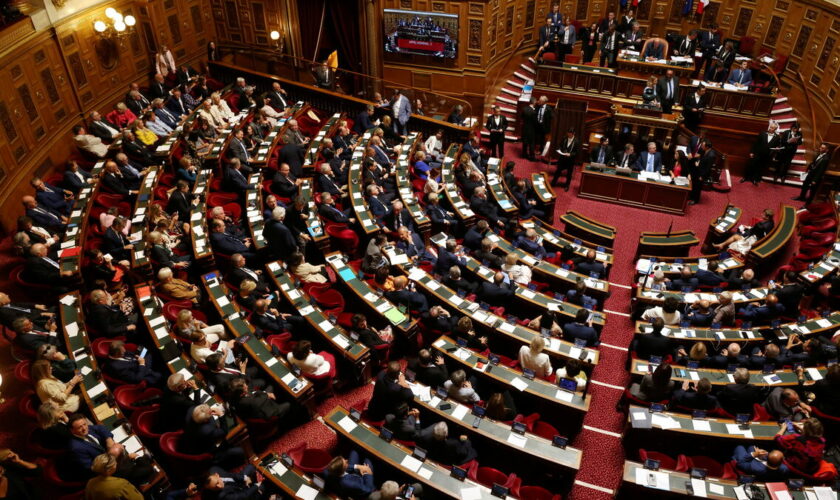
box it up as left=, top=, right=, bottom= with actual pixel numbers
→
left=270, top=29, right=285, bottom=53
left=94, top=7, right=136, bottom=38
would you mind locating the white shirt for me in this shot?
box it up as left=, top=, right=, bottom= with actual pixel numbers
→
left=641, top=306, right=681, bottom=326
left=392, top=96, right=403, bottom=118
left=287, top=352, right=330, bottom=376
left=425, top=136, right=443, bottom=155
left=518, top=346, right=553, bottom=378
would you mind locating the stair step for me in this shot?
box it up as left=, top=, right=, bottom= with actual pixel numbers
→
left=520, top=63, right=536, bottom=74
left=507, top=80, right=525, bottom=89
left=501, top=87, right=521, bottom=96
left=776, top=117, right=797, bottom=123
left=528, top=57, right=537, bottom=65
left=480, top=130, right=520, bottom=141
left=513, top=71, right=530, bottom=81
left=792, top=159, right=806, bottom=165
left=761, top=175, right=803, bottom=186
left=498, top=105, right=516, bottom=113
left=775, top=97, right=788, bottom=104
left=772, top=107, right=793, bottom=114
left=796, top=149, right=806, bottom=154
left=497, top=95, right=518, bottom=105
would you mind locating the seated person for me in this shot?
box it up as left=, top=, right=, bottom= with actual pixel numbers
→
left=453, top=317, right=488, bottom=351
left=434, top=238, right=467, bottom=275
left=749, top=343, right=790, bottom=371
left=774, top=417, right=825, bottom=475
left=717, top=367, right=768, bottom=416
left=85, top=454, right=143, bottom=500
left=668, top=267, right=698, bottom=291
left=87, top=289, right=139, bottom=339
left=764, top=387, right=811, bottom=422
left=518, top=336, right=554, bottom=379
left=728, top=60, right=753, bottom=87
left=384, top=276, right=429, bottom=313
left=474, top=238, right=504, bottom=268
left=695, top=260, right=727, bottom=287
left=205, top=351, right=268, bottom=396
left=408, top=349, right=449, bottom=388
left=36, top=343, right=77, bottom=383
left=477, top=271, right=515, bottom=307
left=709, top=342, right=749, bottom=369
left=732, top=445, right=790, bottom=481
left=32, top=359, right=82, bottom=413
left=563, top=308, right=600, bottom=347
left=502, top=253, right=532, bottom=285
left=726, top=268, right=761, bottom=290
left=671, top=378, right=718, bottom=410
left=444, top=266, right=479, bottom=296
left=384, top=402, right=421, bottom=441
left=367, top=361, right=414, bottom=421
left=66, top=414, right=115, bottom=478
left=556, top=358, right=588, bottom=391
left=640, top=296, right=682, bottom=325
left=0, top=449, right=42, bottom=500
left=13, top=316, right=62, bottom=352
left=183, top=404, right=245, bottom=467
left=712, top=291, right=737, bottom=325
left=416, top=421, right=478, bottom=467
left=173, top=308, right=227, bottom=342
left=807, top=363, right=840, bottom=416
left=103, top=340, right=163, bottom=386
left=673, top=342, right=710, bottom=367
left=24, top=243, right=74, bottom=292
left=443, top=369, right=480, bottom=405
left=642, top=38, right=666, bottom=60
left=324, top=450, right=376, bottom=498
left=350, top=313, right=392, bottom=350
left=201, top=463, right=264, bottom=500
left=739, top=293, right=784, bottom=323
left=714, top=209, right=775, bottom=255
left=287, top=340, right=332, bottom=377
left=395, top=226, right=435, bottom=264
left=685, top=299, right=715, bottom=326
left=156, top=267, right=200, bottom=305
left=516, top=228, right=550, bottom=260
left=629, top=362, right=675, bottom=402
left=227, top=376, right=290, bottom=422
left=574, top=249, right=606, bottom=278
left=250, top=298, right=304, bottom=335
left=189, top=328, right=236, bottom=365
left=632, top=317, right=671, bottom=360
left=463, top=220, right=491, bottom=251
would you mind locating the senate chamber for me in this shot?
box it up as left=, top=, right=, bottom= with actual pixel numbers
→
left=0, top=0, right=839, bottom=498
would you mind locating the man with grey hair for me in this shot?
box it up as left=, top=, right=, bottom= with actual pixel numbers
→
left=369, top=480, right=424, bottom=500
left=318, top=163, right=345, bottom=198
left=416, top=420, right=478, bottom=466
left=225, top=253, right=272, bottom=295
left=717, top=367, right=768, bottom=416
left=183, top=403, right=246, bottom=466
left=712, top=291, right=736, bottom=325
left=159, top=372, right=199, bottom=430
left=282, top=118, right=309, bottom=146
left=264, top=205, right=297, bottom=259
left=635, top=141, right=662, bottom=172
left=88, top=110, right=121, bottom=141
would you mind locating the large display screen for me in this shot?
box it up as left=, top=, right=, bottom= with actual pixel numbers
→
left=383, top=9, right=458, bottom=59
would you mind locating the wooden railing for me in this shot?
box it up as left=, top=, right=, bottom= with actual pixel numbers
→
left=795, top=71, right=822, bottom=151
left=488, top=38, right=527, bottom=114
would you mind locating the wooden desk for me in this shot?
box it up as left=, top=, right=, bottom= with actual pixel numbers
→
left=298, top=179, right=329, bottom=252
left=347, top=130, right=379, bottom=235
left=611, top=104, right=681, bottom=150
left=325, top=406, right=497, bottom=500
left=801, top=194, right=840, bottom=284
left=558, top=210, right=616, bottom=248
left=626, top=406, right=778, bottom=442
left=620, top=461, right=818, bottom=499
left=579, top=166, right=691, bottom=215
left=629, top=359, right=826, bottom=387
left=748, top=204, right=797, bottom=267
left=244, top=172, right=267, bottom=252
left=58, top=161, right=105, bottom=279
left=440, top=145, right=475, bottom=223
left=704, top=204, right=742, bottom=252
left=394, top=133, right=431, bottom=240
left=634, top=255, right=743, bottom=281
left=189, top=169, right=214, bottom=268
left=263, top=261, right=372, bottom=382
left=529, top=173, right=556, bottom=222
left=520, top=218, right=614, bottom=267
left=616, top=55, right=695, bottom=79
left=128, top=166, right=160, bottom=277
left=485, top=157, right=518, bottom=217
left=256, top=452, right=338, bottom=499
left=637, top=230, right=699, bottom=257
left=634, top=285, right=771, bottom=309
left=253, top=102, right=305, bottom=164
left=201, top=273, right=315, bottom=404
left=303, top=112, right=342, bottom=168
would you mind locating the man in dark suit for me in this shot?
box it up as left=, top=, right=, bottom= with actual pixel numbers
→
left=366, top=362, right=414, bottom=420
left=621, top=23, right=644, bottom=51
left=683, top=86, right=707, bottom=132
left=87, top=111, right=121, bottom=142
left=613, top=143, right=636, bottom=169
left=435, top=238, right=467, bottom=275
left=408, top=349, right=449, bottom=388
left=270, top=163, right=301, bottom=200
left=147, top=73, right=169, bottom=100
left=152, top=98, right=179, bottom=129
left=318, top=192, right=355, bottom=224
left=175, top=64, right=197, bottom=87
left=743, top=122, right=780, bottom=185
left=673, top=30, right=699, bottom=57
left=535, top=96, right=553, bottom=157
left=201, top=464, right=264, bottom=499
left=635, top=142, right=662, bottom=172
left=268, top=81, right=290, bottom=110
left=30, top=177, right=73, bottom=215
left=88, top=289, right=138, bottom=338
left=699, top=25, right=722, bottom=72
left=590, top=136, right=613, bottom=164
left=599, top=25, right=620, bottom=67
left=643, top=39, right=666, bottom=60
left=166, top=180, right=194, bottom=222
left=24, top=243, right=72, bottom=291
left=463, top=220, right=490, bottom=251
left=227, top=129, right=252, bottom=166
left=324, top=450, right=376, bottom=498
left=538, top=17, right=556, bottom=58
left=382, top=200, right=413, bottom=233
left=209, top=220, right=256, bottom=261
left=552, top=128, right=579, bottom=190
left=563, top=309, right=599, bottom=346
left=12, top=316, right=63, bottom=352
left=102, top=218, right=132, bottom=262
left=223, top=160, right=249, bottom=198
left=278, top=142, right=305, bottom=178
left=353, top=105, right=376, bottom=135
left=183, top=404, right=245, bottom=467
left=728, top=60, right=753, bottom=87
left=689, top=139, right=715, bottom=205
left=366, top=184, right=388, bottom=220
left=66, top=415, right=116, bottom=478
left=125, top=89, right=151, bottom=117
left=671, top=378, right=718, bottom=410
left=317, top=163, right=344, bottom=199
left=160, top=373, right=201, bottom=431
left=474, top=238, right=504, bottom=268
left=575, top=249, right=606, bottom=277
left=416, top=421, right=478, bottom=467
left=226, top=254, right=272, bottom=295
left=485, top=105, right=508, bottom=158
left=63, top=161, right=93, bottom=193
left=166, top=87, right=193, bottom=119
left=250, top=298, right=304, bottom=335
left=204, top=352, right=266, bottom=397
left=795, top=142, right=831, bottom=203
left=23, top=194, right=67, bottom=233
left=385, top=276, right=429, bottom=313
left=598, top=11, right=618, bottom=34
left=104, top=340, right=163, bottom=386
left=713, top=41, right=736, bottom=75
left=520, top=97, right=538, bottom=161
left=425, top=194, right=459, bottom=234
left=656, top=69, right=680, bottom=113
left=633, top=318, right=671, bottom=360
left=121, top=130, right=155, bottom=167
left=0, top=292, right=55, bottom=329
left=717, top=367, right=768, bottom=415
left=263, top=206, right=298, bottom=259
left=470, top=186, right=509, bottom=231
left=478, top=272, right=515, bottom=306
left=114, top=152, right=146, bottom=190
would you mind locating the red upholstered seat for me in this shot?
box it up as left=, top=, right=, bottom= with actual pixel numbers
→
left=532, top=420, right=560, bottom=440
left=113, top=384, right=162, bottom=413
left=513, top=485, right=561, bottom=500
left=287, top=442, right=333, bottom=473
left=131, top=407, right=165, bottom=443
left=159, top=431, right=214, bottom=476
left=325, top=223, right=359, bottom=255
left=639, top=449, right=677, bottom=471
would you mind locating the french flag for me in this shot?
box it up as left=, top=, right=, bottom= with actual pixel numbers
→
left=697, top=0, right=709, bottom=14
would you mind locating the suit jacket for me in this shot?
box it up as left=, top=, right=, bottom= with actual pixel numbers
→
left=600, top=31, right=620, bottom=52
left=16, top=328, right=61, bottom=351
left=717, top=383, right=767, bottom=415
left=103, top=227, right=131, bottom=261
left=382, top=208, right=413, bottom=232
left=270, top=173, right=298, bottom=199
left=728, top=68, right=753, bottom=86
left=684, top=93, right=707, bottom=114
left=539, top=25, right=556, bottom=48
left=224, top=167, right=249, bottom=194
left=166, top=190, right=194, bottom=222
left=714, top=47, right=736, bottom=69
left=227, top=138, right=251, bottom=164
left=366, top=369, right=414, bottom=420
left=807, top=151, right=831, bottom=178
left=104, top=355, right=161, bottom=385
left=557, top=24, right=576, bottom=45
left=24, top=256, right=61, bottom=285
left=557, top=136, right=580, bottom=162
left=478, top=280, right=514, bottom=306
left=182, top=411, right=227, bottom=455
left=160, top=388, right=199, bottom=431
left=153, top=106, right=179, bottom=129
left=226, top=267, right=270, bottom=293
left=278, top=144, right=305, bottom=177
left=69, top=425, right=113, bottom=476
left=485, top=114, right=509, bottom=135
left=35, top=184, right=69, bottom=214
left=234, top=392, right=290, bottom=421
left=535, top=104, right=553, bottom=134
left=656, top=76, right=680, bottom=104
left=268, top=90, right=289, bottom=109
left=325, top=450, right=376, bottom=499
left=210, top=232, right=249, bottom=255
left=147, top=81, right=169, bottom=101
left=563, top=321, right=599, bottom=346
left=751, top=132, right=780, bottom=159
left=416, top=426, right=478, bottom=466
left=699, top=30, right=722, bottom=56
left=88, top=303, right=133, bottom=337
left=408, top=359, right=449, bottom=388
left=318, top=174, right=342, bottom=197
left=470, top=196, right=503, bottom=226
left=318, top=203, right=351, bottom=224
left=384, top=289, right=429, bottom=313
left=674, top=36, right=698, bottom=56
left=63, top=168, right=92, bottom=193
left=634, top=333, right=671, bottom=360
left=126, top=96, right=151, bottom=117
left=635, top=151, right=662, bottom=172
left=123, top=140, right=154, bottom=166
left=643, top=41, right=666, bottom=60
left=26, top=205, right=64, bottom=231
left=353, top=111, right=375, bottom=135
left=89, top=119, right=120, bottom=141
left=392, top=95, right=412, bottom=125
left=166, top=95, right=192, bottom=116
left=367, top=196, right=388, bottom=218
left=102, top=171, right=132, bottom=196
left=263, top=220, right=297, bottom=258
left=590, top=145, right=614, bottom=164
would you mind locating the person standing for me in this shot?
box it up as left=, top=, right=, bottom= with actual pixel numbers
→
left=794, top=142, right=832, bottom=203
left=581, top=23, right=602, bottom=63
left=552, top=128, right=579, bottom=190
left=535, top=96, right=553, bottom=159
left=485, top=105, right=508, bottom=158
left=742, top=121, right=780, bottom=185
left=656, top=69, right=680, bottom=114
left=775, top=122, right=803, bottom=184
left=520, top=97, right=537, bottom=161
left=682, top=86, right=707, bottom=132
left=600, top=25, right=620, bottom=68
left=390, top=89, right=412, bottom=136
left=689, top=139, right=715, bottom=205
left=556, top=16, right=576, bottom=62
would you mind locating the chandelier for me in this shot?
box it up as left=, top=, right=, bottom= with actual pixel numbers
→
left=94, top=8, right=136, bottom=38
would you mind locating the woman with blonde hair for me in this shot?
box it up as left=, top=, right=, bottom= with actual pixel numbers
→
left=210, top=92, right=235, bottom=121
left=173, top=308, right=227, bottom=341
left=288, top=252, right=328, bottom=284
left=131, top=117, right=158, bottom=146
left=35, top=400, right=71, bottom=446
left=234, top=279, right=259, bottom=311
left=518, top=336, right=553, bottom=378
left=85, top=453, right=143, bottom=500
left=502, top=253, right=532, bottom=285
left=32, top=359, right=83, bottom=413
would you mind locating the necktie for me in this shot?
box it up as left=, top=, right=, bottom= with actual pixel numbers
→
left=44, top=257, right=60, bottom=268
left=609, top=35, right=615, bottom=50
left=598, top=149, right=605, bottom=163
left=667, top=81, right=673, bottom=99
left=647, top=154, right=654, bottom=172
left=538, top=106, right=544, bottom=122
left=621, top=155, right=628, bottom=167
left=239, top=140, right=250, bottom=161
left=244, top=268, right=258, bottom=280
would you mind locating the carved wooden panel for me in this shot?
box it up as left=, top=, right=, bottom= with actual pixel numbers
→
left=804, top=9, right=817, bottom=21
left=701, top=2, right=720, bottom=28
left=0, top=101, right=16, bottom=142
left=506, top=6, right=514, bottom=35
left=816, top=37, right=835, bottom=71
left=142, top=22, right=157, bottom=53
left=251, top=3, right=266, bottom=32
left=80, top=91, right=93, bottom=104
left=525, top=0, right=535, bottom=28
left=412, top=72, right=431, bottom=89
left=34, top=126, right=45, bottom=140
left=836, top=65, right=840, bottom=86
left=787, top=60, right=799, bottom=72
left=469, top=19, right=482, bottom=50
left=576, top=0, right=590, bottom=22
left=637, top=0, right=651, bottom=20
left=810, top=73, right=821, bottom=85
left=67, top=52, right=87, bottom=87
left=14, top=147, right=25, bottom=162
left=829, top=88, right=836, bottom=101
left=34, top=50, right=46, bottom=64
left=225, top=1, right=240, bottom=29
left=432, top=2, right=444, bottom=11
left=764, top=16, right=783, bottom=47
left=168, top=15, right=182, bottom=44
left=164, top=0, right=174, bottom=9
left=468, top=55, right=481, bottom=65
left=734, top=8, right=752, bottom=36
left=469, top=3, right=483, bottom=15
left=792, top=25, right=812, bottom=58
left=191, top=5, right=203, bottom=33
left=54, top=108, right=66, bottom=121
left=17, top=85, right=38, bottom=121
left=490, top=14, right=497, bottom=43
left=10, top=65, right=22, bottom=80
left=669, top=1, right=684, bottom=24
left=775, top=0, right=789, bottom=11
left=832, top=19, right=840, bottom=34
left=40, top=69, right=59, bottom=104
left=61, top=34, right=75, bottom=48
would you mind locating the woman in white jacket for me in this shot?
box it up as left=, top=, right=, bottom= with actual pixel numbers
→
left=518, top=336, right=553, bottom=379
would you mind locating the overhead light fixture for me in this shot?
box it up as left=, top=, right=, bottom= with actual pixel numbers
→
left=94, top=7, right=135, bottom=38
left=269, top=29, right=285, bottom=53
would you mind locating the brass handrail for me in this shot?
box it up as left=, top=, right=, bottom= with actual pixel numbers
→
left=795, top=71, right=821, bottom=152
left=488, top=38, right=526, bottom=114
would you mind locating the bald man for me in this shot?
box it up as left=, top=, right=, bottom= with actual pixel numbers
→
left=739, top=293, right=785, bottom=323
left=733, top=446, right=790, bottom=481
left=384, top=276, right=429, bottom=313
left=24, top=243, right=73, bottom=292
left=764, top=387, right=811, bottom=421
left=711, top=342, right=749, bottom=369
left=22, top=195, right=67, bottom=233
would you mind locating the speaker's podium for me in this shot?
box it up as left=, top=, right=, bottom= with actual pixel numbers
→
left=610, top=100, right=681, bottom=151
